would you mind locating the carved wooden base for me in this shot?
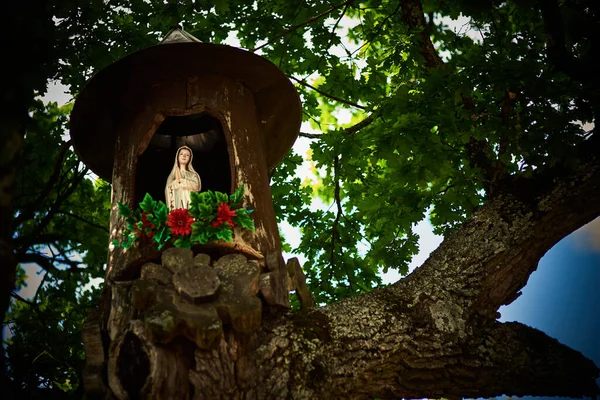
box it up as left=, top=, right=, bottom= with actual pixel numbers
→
left=82, top=247, right=313, bottom=399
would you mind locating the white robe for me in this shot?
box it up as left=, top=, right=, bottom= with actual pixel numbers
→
left=166, top=168, right=201, bottom=210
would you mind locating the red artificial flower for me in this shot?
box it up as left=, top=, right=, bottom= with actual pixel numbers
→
left=212, top=202, right=237, bottom=228
left=135, top=212, right=155, bottom=238
left=167, top=208, right=194, bottom=236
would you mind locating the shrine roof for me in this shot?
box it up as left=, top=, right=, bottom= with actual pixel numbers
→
left=70, top=29, right=301, bottom=182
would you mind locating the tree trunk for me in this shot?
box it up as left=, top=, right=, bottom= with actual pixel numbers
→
left=0, top=119, right=23, bottom=398
left=84, top=155, right=600, bottom=399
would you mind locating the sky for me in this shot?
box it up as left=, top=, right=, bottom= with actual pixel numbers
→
left=499, top=217, right=600, bottom=398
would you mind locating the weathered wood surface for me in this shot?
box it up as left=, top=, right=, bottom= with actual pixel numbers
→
left=81, top=309, right=106, bottom=398
left=260, top=252, right=290, bottom=309
left=86, top=248, right=304, bottom=398
left=213, top=254, right=262, bottom=333
left=84, top=157, right=600, bottom=399
left=141, top=262, right=173, bottom=285
left=286, top=257, right=314, bottom=309
left=173, top=264, right=220, bottom=302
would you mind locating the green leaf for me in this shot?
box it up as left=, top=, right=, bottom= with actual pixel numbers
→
left=118, top=202, right=132, bottom=217
left=199, top=204, right=214, bottom=219
left=229, top=184, right=245, bottom=206
left=190, top=221, right=206, bottom=243
left=190, top=191, right=203, bottom=205
left=139, top=193, right=157, bottom=212
left=146, top=213, right=157, bottom=226
left=215, top=228, right=233, bottom=242
left=154, top=226, right=170, bottom=244
left=174, top=236, right=191, bottom=248
left=122, top=237, right=134, bottom=250
left=197, top=229, right=212, bottom=244
left=155, top=201, right=169, bottom=224
left=196, top=191, right=215, bottom=205
left=213, top=0, right=229, bottom=14
left=215, top=191, right=229, bottom=204
left=190, top=201, right=214, bottom=220
left=233, top=209, right=255, bottom=231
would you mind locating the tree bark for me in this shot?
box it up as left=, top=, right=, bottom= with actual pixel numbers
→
left=88, top=153, right=600, bottom=399
left=0, top=119, right=23, bottom=398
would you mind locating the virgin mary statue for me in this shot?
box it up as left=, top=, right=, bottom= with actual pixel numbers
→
left=165, top=146, right=201, bottom=210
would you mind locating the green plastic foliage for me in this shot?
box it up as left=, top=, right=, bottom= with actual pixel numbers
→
left=139, top=193, right=157, bottom=213
left=234, top=209, right=255, bottom=231
left=215, top=191, right=229, bottom=204
left=116, top=185, right=253, bottom=249
left=229, top=184, right=245, bottom=208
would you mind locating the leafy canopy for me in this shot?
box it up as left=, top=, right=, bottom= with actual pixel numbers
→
left=6, top=0, right=598, bottom=394
left=6, top=101, right=110, bottom=396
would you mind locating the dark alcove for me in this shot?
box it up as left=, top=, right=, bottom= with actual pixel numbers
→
left=136, top=113, right=232, bottom=204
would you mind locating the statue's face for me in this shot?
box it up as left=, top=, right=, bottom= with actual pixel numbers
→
left=178, top=149, right=191, bottom=167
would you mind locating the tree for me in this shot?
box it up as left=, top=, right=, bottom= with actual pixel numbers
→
left=2, top=0, right=149, bottom=392
left=3, top=0, right=600, bottom=398
left=3, top=101, right=110, bottom=397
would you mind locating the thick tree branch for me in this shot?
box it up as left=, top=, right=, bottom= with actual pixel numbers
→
left=410, top=156, right=600, bottom=315
left=400, top=0, right=444, bottom=69
left=248, top=308, right=599, bottom=399
left=240, top=152, right=600, bottom=399
left=467, top=322, right=600, bottom=398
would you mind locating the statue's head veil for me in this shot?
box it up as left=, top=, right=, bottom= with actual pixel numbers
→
left=168, top=145, right=197, bottom=181
left=165, top=146, right=200, bottom=204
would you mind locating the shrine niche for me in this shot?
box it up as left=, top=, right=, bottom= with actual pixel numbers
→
left=136, top=113, right=232, bottom=204
left=70, top=27, right=302, bottom=269
left=70, top=28, right=315, bottom=399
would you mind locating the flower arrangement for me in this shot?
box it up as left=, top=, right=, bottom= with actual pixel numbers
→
left=113, top=185, right=254, bottom=250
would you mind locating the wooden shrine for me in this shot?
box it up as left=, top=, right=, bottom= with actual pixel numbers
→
left=70, top=28, right=314, bottom=398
